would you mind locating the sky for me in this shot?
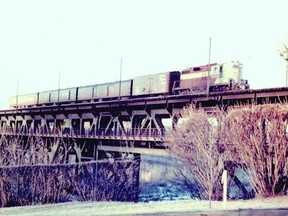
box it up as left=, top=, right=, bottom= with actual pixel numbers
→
left=0, top=0, right=288, bottom=109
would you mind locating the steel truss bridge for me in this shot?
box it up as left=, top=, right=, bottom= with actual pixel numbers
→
left=1, top=87, right=288, bottom=161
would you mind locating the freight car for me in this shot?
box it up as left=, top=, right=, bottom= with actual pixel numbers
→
left=10, top=93, right=39, bottom=108
left=77, top=80, right=132, bottom=102
left=9, top=61, right=249, bottom=108
left=132, top=71, right=180, bottom=96
left=10, top=87, right=78, bottom=107
left=38, top=87, right=78, bottom=105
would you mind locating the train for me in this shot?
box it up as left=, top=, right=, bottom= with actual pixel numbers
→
left=10, top=61, right=249, bottom=108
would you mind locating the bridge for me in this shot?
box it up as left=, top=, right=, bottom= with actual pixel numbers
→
left=1, top=87, right=288, bottom=161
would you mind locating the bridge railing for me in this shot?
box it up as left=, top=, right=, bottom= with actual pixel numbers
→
left=92, top=128, right=165, bottom=140
left=0, top=127, right=166, bottom=141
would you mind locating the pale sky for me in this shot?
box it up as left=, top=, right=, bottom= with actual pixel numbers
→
left=0, top=0, right=288, bottom=109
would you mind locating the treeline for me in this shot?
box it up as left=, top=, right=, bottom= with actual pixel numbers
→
left=166, top=103, right=288, bottom=205
left=0, top=135, right=139, bottom=207
left=1, top=103, right=288, bottom=207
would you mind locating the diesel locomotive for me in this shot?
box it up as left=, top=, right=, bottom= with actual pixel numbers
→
left=10, top=61, right=249, bottom=108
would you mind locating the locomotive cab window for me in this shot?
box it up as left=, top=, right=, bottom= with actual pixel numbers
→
left=49, top=93, right=52, bottom=102
left=219, top=65, right=223, bottom=78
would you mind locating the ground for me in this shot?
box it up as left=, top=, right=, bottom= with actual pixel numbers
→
left=0, top=196, right=288, bottom=216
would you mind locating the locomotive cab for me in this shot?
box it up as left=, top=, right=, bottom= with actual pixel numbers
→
left=218, top=61, right=249, bottom=90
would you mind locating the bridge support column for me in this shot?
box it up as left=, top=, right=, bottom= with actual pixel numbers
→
left=21, top=119, right=27, bottom=133
left=71, top=119, right=80, bottom=136
left=29, top=120, right=35, bottom=133
left=62, top=119, right=71, bottom=135
left=0, top=117, right=7, bottom=128
left=132, top=153, right=141, bottom=202
left=40, top=119, right=46, bottom=131
left=91, top=118, right=98, bottom=136
left=172, top=114, right=179, bottom=129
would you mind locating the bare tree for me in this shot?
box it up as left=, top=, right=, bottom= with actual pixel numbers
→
left=279, top=43, right=288, bottom=86
left=165, top=105, right=227, bottom=207
left=223, top=104, right=288, bottom=197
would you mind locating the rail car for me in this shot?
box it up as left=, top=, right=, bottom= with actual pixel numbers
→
left=77, top=80, right=132, bottom=102
left=9, top=61, right=249, bottom=108
left=132, top=71, right=180, bottom=96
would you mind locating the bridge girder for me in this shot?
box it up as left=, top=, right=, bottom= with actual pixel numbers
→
left=2, top=87, right=288, bottom=160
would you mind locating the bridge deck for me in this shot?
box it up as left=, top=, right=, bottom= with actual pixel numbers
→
left=1, top=87, right=288, bottom=156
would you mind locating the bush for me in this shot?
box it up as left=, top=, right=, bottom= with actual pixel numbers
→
left=165, top=105, right=228, bottom=206
left=223, top=104, right=288, bottom=197
left=0, top=133, right=139, bottom=207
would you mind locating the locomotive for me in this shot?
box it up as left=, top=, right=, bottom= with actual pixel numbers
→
left=10, top=61, right=249, bottom=108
